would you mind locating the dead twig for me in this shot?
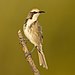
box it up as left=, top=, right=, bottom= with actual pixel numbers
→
left=18, top=30, right=40, bottom=75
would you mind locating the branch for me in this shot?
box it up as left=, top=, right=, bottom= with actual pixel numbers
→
left=18, top=30, right=40, bottom=75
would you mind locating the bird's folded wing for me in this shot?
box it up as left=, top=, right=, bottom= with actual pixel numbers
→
left=30, top=21, right=43, bottom=43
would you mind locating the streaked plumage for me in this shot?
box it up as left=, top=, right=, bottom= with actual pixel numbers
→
left=23, top=9, right=48, bottom=69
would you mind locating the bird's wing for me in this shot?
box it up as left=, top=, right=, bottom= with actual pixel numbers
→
left=30, top=21, right=43, bottom=44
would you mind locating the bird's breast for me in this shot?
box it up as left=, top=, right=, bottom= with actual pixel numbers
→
left=24, top=28, right=31, bottom=40
left=24, top=27, right=38, bottom=46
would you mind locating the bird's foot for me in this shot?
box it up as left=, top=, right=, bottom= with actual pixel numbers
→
left=25, top=52, right=31, bottom=58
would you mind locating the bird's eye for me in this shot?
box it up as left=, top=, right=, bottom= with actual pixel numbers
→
left=33, top=12, right=37, bottom=14
left=30, top=11, right=37, bottom=14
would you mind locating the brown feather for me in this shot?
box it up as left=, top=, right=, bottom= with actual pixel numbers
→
left=29, top=21, right=43, bottom=45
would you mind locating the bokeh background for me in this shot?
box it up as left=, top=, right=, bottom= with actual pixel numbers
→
left=0, top=0, right=75, bottom=75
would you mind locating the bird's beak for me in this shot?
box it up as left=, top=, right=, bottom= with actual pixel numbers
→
left=39, top=11, right=45, bottom=13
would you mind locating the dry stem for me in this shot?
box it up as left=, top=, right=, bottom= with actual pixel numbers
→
left=18, top=30, right=40, bottom=75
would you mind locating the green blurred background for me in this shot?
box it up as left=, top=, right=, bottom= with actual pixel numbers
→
left=0, top=0, right=75, bottom=75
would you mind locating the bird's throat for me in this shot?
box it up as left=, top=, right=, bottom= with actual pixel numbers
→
left=26, top=19, right=37, bottom=27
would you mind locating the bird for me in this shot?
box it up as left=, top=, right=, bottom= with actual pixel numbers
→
left=23, top=8, right=48, bottom=69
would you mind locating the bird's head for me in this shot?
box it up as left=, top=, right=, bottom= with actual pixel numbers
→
left=30, top=9, right=45, bottom=20
left=30, top=9, right=45, bottom=14
left=27, top=9, right=45, bottom=21
left=25, top=9, right=45, bottom=26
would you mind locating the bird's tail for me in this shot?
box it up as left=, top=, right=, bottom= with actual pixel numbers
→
left=37, top=44, right=48, bottom=69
